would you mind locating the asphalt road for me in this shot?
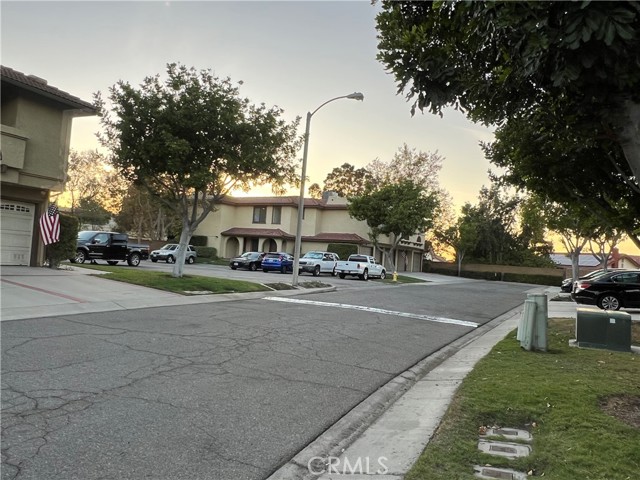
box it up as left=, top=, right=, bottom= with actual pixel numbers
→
left=1, top=278, right=533, bottom=480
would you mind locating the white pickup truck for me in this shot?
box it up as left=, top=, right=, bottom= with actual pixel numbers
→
left=335, top=254, right=386, bottom=281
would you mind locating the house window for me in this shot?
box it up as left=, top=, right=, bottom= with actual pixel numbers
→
left=253, top=206, right=267, bottom=224
left=272, top=206, right=282, bottom=224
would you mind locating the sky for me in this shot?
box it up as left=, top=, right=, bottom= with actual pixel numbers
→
left=1, top=0, right=495, bottom=209
left=3, top=1, right=637, bottom=256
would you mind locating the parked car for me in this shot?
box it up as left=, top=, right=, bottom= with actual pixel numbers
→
left=335, top=254, right=386, bottom=281
left=229, top=252, right=265, bottom=271
left=150, top=244, right=197, bottom=264
left=298, top=251, right=339, bottom=276
left=561, top=268, right=627, bottom=293
left=71, top=231, right=149, bottom=266
left=573, top=270, right=640, bottom=310
left=261, top=252, right=294, bottom=273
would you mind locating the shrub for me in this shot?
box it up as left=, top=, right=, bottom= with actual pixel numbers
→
left=190, top=235, right=208, bottom=247
left=45, top=214, right=79, bottom=268
left=327, top=243, right=358, bottom=260
left=195, top=246, right=217, bottom=259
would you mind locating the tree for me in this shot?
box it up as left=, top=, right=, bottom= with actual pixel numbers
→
left=321, top=163, right=373, bottom=198
left=544, top=203, right=600, bottom=284
left=308, top=183, right=323, bottom=200
left=484, top=98, right=640, bottom=249
left=376, top=1, right=640, bottom=184
left=75, top=198, right=112, bottom=230
left=589, top=227, right=626, bottom=271
left=348, top=180, right=439, bottom=272
left=97, top=63, right=301, bottom=277
left=368, top=144, right=455, bottom=253
left=65, top=150, right=127, bottom=215
left=367, top=144, right=444, bottom=193
left=433, top=211, right=479, bottom=276
left=114, top=184, right=181, bottom=242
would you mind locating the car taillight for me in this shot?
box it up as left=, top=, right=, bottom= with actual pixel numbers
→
left=279, top=256, right=283, bottom=261
left=577, top=282, right=591, bottom=290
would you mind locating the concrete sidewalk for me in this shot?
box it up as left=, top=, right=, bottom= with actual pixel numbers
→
left=0, top=265, right=335, bottom=322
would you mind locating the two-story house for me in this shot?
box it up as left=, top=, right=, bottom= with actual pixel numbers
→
left=1, top=66, right=96, bottom=266
left=194, top=192, right=426, bottom=272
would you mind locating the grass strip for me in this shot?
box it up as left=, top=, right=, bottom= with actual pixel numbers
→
left=406, top=318, right=640, bottom=480
left=380, top=274, right=427, bottom=284
left=74, top=264, right=269, bottom=295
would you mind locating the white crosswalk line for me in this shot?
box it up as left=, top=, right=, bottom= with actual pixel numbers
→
left=264, top=297, right=478, bottom=328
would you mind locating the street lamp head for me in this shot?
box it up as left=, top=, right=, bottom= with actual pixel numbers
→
left=347, top=92, right=365, bottom=101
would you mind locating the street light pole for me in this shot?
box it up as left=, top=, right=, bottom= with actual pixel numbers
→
left=291, top=92, right=364, bottom=287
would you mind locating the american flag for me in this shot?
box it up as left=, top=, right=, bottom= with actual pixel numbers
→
left=40, top=204, right=60, bottom=245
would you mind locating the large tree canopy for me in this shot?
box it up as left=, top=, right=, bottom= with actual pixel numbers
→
left=484, top=98, right=640, bottom=248
left=97, top=63, right=301, bottom=276
left=349, top=180, right=439, bottom=272
left=376, top=1, right=640, bottom=186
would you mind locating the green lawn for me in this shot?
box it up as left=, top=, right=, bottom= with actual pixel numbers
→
left=380, top=274, right=427, bottom=284
left=406, top=318, right=640, bottom=480
left=74, top=264, right=269, bottom=295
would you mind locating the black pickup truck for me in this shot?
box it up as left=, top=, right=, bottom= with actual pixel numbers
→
left=70, top=231, right=150, bottom=266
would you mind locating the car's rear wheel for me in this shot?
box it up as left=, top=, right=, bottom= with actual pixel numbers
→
left=186, top=256, right=195, bottom=264
left=339, top=273, right=346, bottom=279
left=359, top=269, right=369, bottom=281
left=250, top=263, right=257, bottom=271
left=75, top=250, right=87, bottom=264
left=231, top=266, right=237, bottom=270
left=597, top=294, right=621, bottom=311
left=281, top=265, right=287, bottom=274
left=127, top=253, right=141, bottom=267
left=313, top=265, right=321, bottom=276
left=166, top=255, right=175, bottom=264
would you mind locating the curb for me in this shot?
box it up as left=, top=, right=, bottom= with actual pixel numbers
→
left=266, top=304, right=525, bottom=480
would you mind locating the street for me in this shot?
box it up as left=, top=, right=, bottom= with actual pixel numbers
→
left=2, top=276, right=533, bottom=480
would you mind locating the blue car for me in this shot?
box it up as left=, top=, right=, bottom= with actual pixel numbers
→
left=261, top=252, right=294, bottom=273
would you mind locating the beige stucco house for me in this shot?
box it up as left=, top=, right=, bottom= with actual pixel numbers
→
left=194, top=192, right=426, bottom=272
left=1, top=66, right=96, bottom=266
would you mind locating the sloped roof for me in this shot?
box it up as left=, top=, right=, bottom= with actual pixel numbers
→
left=1, top=65, right=96, bottom=113
left=301, top=232, right=368, bottom=244
left=619, top=254, right=640, bottom=267
left=550, top=253, right=601, bottom=267
left=220, top=227, right=294, bottom=239
left=219, top=195, right=348, bottom=209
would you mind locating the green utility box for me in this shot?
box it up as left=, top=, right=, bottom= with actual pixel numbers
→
left=575, top=307, right=631, bottom=352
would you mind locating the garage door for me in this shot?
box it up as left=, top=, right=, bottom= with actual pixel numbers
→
left=1, top=200, right=35, bottom=265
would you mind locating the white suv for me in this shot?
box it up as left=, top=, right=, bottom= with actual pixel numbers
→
left=150, top=244, right=197, bottom=264
left=298, top=251, right=339, bottom=276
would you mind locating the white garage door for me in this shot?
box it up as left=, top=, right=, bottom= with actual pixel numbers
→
left=1, top=200, right=35, bottom=265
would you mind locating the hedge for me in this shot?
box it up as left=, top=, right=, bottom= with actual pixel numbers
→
left=327, top=243, right=358, bottom=260
left=190, top=235, right=208, bottom=247
left=426, top=264, right=560, bottom=286
left=46, top=214, right=79, bottom=268
left=195, top=246, right=217, bottom=259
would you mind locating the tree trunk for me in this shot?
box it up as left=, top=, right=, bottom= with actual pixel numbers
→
left=615, top=97, right=640, bottom=187
left=456, top=251, right=464, bottom=276
left=171, top=227, right=192, bottom=278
